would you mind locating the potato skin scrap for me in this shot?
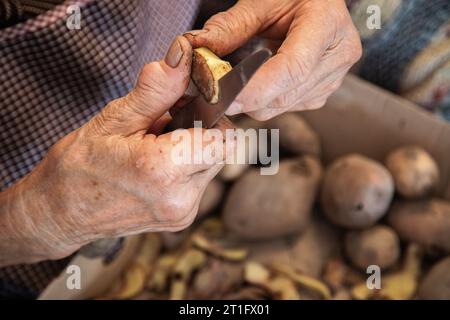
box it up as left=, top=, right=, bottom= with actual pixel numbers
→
left=192, top=47, right=232, bottom=104
left=320, top=154, right=394, bottom=229
left=385, top=146, right=439, bottom=199
left=387, top=198, right=450, bottom=253
left=351, top=244, right=422, bottom=300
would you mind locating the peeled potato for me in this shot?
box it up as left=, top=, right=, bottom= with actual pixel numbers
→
left=191, top=47, right=232, bottom=104
left=385, top=146, right=439, bottom=199
left=321, top=154, right=394, bottom=229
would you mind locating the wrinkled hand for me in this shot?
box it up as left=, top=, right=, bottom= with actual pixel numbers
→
left=0, top=36, right=232, bottom=265
left=186, top=0, right=362, bottom=120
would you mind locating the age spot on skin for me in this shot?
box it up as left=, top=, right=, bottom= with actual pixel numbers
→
left=91, top=181, right=98, bottom=186
left=136, top=157, right=146, bottom=169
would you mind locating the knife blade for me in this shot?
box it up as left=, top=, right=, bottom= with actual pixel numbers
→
left=170, top=48, right=272, bottom=129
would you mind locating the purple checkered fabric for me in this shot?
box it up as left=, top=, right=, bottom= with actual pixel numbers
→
left=0, top=0, right=200, bottom=298
left=0, top=0, right=200, bottom=191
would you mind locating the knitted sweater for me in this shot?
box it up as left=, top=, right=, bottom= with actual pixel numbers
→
left=347, top=0, right=450, bottom=120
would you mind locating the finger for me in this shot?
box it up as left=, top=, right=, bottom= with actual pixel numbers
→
left=156, top=124, right=233, bottom=175
left=246, top=72, right=346, bottom=121
left=147, top=113, right=172, bottom=135
left=294, top=73, right=347, bottom=105
left=267, top=65, right=349, bottom=111
left=86, top=36, right=193, bottom=136
left=184, top=0, right=267, bottom=56
left=225, top=7, right=333, bottom=116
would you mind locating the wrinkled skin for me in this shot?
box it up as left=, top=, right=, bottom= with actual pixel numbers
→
left=0, top=36, right=234, bottom=266
left=185, top=0, right=362, bottom=120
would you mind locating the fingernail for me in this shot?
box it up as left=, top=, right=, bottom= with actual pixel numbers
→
left=165, top=38, right=184, bottom=68
left=225, top=101, right=243, bottom=116
left=183, top=29, right=208, bottom=37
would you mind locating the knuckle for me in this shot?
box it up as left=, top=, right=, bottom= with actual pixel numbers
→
left=272, top=90, right=298, bottom=110
left=346, top=31, right=363, bottom=64
left=284, top=52, right=314, bottom=85
left=161, top=196, right=197, bottom=227
left=205, top=11, right=235, bottom=35
left=249, top=112, right=273, bottom=122
left=306, top=98, right=328, bottom=110
left=328, top=79, right=343, bottom=92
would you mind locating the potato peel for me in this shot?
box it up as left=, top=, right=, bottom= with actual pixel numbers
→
left=169, top=249, right=207, bottom=300
left=147, top=254, right=178, bottom=292
left=192, top=233, right=248, bottom=261
left=272, top=263, right=331, bottom=299
left=351, top=244, right=422, bottom=300
left=112, top=263, right=147, bottom=300
left=244, top=262, right=271, bottom=285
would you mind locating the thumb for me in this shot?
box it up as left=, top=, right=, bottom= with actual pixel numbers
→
left=87, top=36, right=192, bottom=136
left=184, top=1, right=265, bottom=56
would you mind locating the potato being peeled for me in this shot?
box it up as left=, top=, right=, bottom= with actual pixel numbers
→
left=320, top=154, right=394, bottom=229
left=192, top=47, right=232, bottom=104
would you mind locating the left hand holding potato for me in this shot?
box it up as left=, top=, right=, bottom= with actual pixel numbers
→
left=185, top=0, right=362, bottom=120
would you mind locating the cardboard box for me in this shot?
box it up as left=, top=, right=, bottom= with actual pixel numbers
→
left=303, top=74, right=450, bottom=200
left=39, top=74, right=450, bottom=299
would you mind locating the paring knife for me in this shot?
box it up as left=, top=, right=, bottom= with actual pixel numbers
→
left=170, top=48, right=272, bottom=129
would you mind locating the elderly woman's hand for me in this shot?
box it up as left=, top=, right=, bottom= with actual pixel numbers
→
left=186, top=0, right=362, bottom=120
left=0, top=36, right=232, bottom=266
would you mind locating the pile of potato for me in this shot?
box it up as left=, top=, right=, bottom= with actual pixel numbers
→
left=99, top=113, right=450, bottom=300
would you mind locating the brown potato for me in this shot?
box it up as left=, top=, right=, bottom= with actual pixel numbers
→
left=247, top=216, right=340, bottom=278
left=191, top=259, right=243, bottom=299
left=345, top=225, right=400, bottom=270
left=416, top=256, right=450, bottom=300
left=198, top=179, right=225, bottom=217
left=385, top=146, right=439, bottom=199
left=321, top=154, right=394, bottom=229
left=266, top=113, right=321, bottom=156
left=287, top=216, right=340, bottom=277
left=223, top=156, right=323, bottom=240
left=219, top=117, right=263, bottom=182
left=387, top=198, right=450, bottom=253
left=191, top=47, right=232, bottom=104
